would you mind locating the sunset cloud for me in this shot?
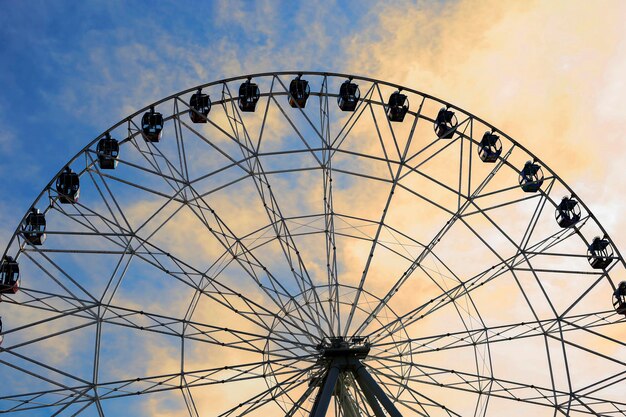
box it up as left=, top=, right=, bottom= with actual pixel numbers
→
left=1, top=1, right=625, bottom=416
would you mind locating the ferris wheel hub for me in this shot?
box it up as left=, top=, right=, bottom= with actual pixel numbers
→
left=316, top=336, right=370, bottom=360
left=2, top=71, right=624, bottom=416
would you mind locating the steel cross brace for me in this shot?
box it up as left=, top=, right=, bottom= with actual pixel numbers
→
left=309, top=356, right=403, bottom=417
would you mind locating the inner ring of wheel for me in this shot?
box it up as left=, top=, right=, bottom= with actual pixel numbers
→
left=262, top=284, right=413, bottom=410
left=1, top=70, right=624, bottom=417
left=3, top=70, right=622, bottom=265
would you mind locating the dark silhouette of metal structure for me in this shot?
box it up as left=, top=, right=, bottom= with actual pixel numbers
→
left=21, top=208, right=46, bottom=246
left=55, top=166, right=80, bottom=204
left=238, top=77, right=260, bottom=112
left=96, top=132, right=119, bottom=169
left=0, top=71, right=624, bottom=417
left=338, top=78, right=360, bottom=111
left=141, top=105, right=164, bottom=142
left=189, top=88, right=211, bottom=123
left=386, top=90, right=409, bottom=122
left=289, top=74, right=310, bottom=108
left=519, top=160, right=544, bottom=192
left=434, top=107, right=457, bottom=138
left=478, top=131, right=502, bottom=163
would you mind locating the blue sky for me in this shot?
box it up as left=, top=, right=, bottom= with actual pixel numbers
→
left=0, top=0, right=377, bottom=244
left=0, top=4, right=384, bottom=414
left=3, top=0, right=626, bottom=249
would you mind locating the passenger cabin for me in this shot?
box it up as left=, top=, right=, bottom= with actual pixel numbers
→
left=613, top=281, right=626, bottom=315
left=386, top=91, right=409, bottom=122
left=288, top=75, right=310, bottom=109
left=337, top=79, right=360, bottom=112
left=97, top=133, right=119, bottom=170
left=518, top=161, right=544, bottom=193
left=0, top=256, right=19, bottom=295
left=22, top=208, right=46, bottom=246
left=434, top=108, right=458, bottom=139
left=587, top=237, right=614, bottom=270
left=555, top=197, right=581, bottom=228
left=141, top=106, right=164, bottom=142
left=56, top=167, right=80, bottom=204
left=478, top=131, right=502, bottom=163
left=238, top=78, right=260, bottom=112
left=189, top=89, right=211, bottom=123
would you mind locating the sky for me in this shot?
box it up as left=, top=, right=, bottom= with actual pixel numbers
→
left=1, top=1, right=625, bottom=416
left=0, top=0, right=372, bottom=244
left=1, top=0, right=626, bottom=249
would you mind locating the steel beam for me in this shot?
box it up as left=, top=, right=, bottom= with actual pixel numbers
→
left=311, top=362, right=342, bottom=417
left=353, top=363, right=403, bottom=417
left=336, top=378, right=361, bottom=417
left=353, top=371, right=387, bottom=417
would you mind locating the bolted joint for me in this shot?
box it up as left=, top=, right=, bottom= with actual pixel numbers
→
left=316, top=336, right=371, bottom=361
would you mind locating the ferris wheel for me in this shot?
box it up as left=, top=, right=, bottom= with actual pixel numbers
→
left=0, top=71, right=625, bottom=417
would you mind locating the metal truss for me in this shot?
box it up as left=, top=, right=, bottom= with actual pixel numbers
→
left=0, top=72, right=624, bottom=417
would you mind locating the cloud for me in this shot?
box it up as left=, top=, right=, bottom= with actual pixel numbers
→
left=345, top=0, right=626, bottom=248
left=2, top=1, right=626, bottom=416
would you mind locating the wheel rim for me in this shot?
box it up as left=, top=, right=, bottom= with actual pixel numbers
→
left=1, top=71, right=624, bottom=416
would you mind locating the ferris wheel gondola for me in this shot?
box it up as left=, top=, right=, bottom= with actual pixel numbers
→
left=0, top=72, right=624, bottom=417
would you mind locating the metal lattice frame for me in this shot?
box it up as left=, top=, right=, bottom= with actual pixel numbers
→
left=0, top=71, right=625, bottom=417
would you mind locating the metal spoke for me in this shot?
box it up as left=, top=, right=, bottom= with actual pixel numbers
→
left=367, top=216, right=589, bottom=343
left=220, top=80, right=332, bottom=339
left=2, top=72, right=624, bottom=417
left=344, top=94, right=424, bottom=336
left=0, top=356, right=313, bottom=413
left=354, top=140, right=514, bottom=337
left=371, top=358, right=626, bottom=415
left=319, top=76, right=341, bottom=336
left=372, top=310, right=624, bottom=356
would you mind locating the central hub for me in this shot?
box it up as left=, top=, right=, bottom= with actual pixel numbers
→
left=310, top=336, right=404, bottom=417
left=262, top=285, right=412, bottom=416
left=316, top=336, right=370, bottom=360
